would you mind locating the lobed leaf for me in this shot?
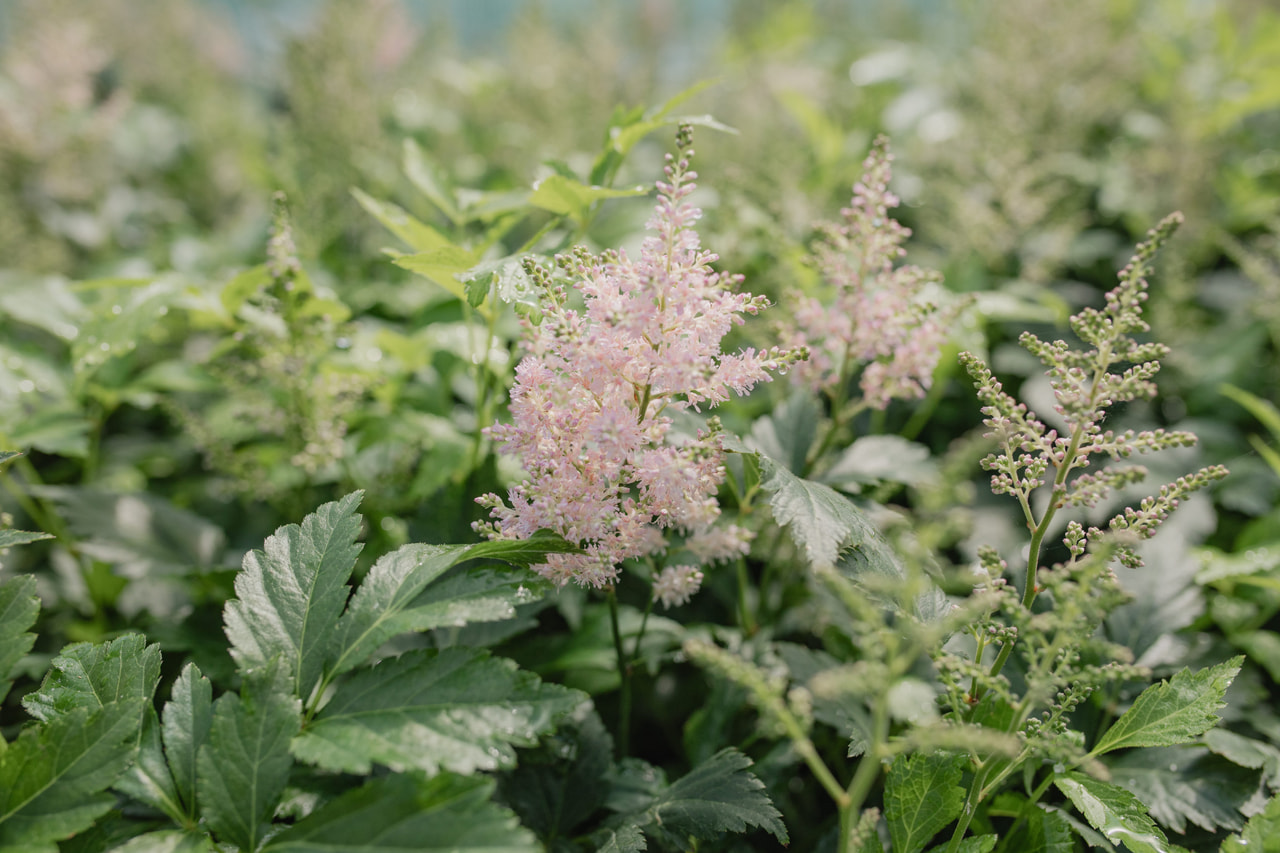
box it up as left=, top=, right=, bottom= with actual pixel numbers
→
left=223, top=492, right=364, bottom=701
left=351, top=187, right=451, bottom=253
left=1220, top=789, right=1280, bottom=852
left=0, top=699, right=146, bottom=848
left=1054, top=773, right=1190, bottom=853
left=162, top=663, right=213, bottom=819
left=22, top=634, right=161, bottom=722
left=884, top=751, right=966, bottom=853
left=262, top=774, right=538, bottom=853
left=1092, top=657, right=1243, bottom=755
left=1109, top=747, right=1253, bottom=834
left=113, top=708, right=185, bottom=824
left=0, top=575, right=40, bottom=704
left=293, top=648, right=584, bottom=776
left=196, top=666, right=301, bottom=853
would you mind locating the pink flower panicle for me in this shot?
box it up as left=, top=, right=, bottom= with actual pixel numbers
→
left=475, top=127, right=802, bottom=596
left=783, top=136, right=949, bottom=409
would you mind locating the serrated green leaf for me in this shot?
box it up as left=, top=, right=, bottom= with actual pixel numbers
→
left=114, top=708, right=185, bottom=824
left=822, top=434, right=937, bottom=490
left=293, top=648, right=584, bottom=776
left=0, top=575, right=40, bottom=704
left=1054, top=773, right=1190, bottom=853
left=0, top=530, right=53, bottom=549
left=749, top=391, right=820, bottom=475
left=403, top=139, right=463, bottom=226
left=1109, top=747, right=1253, bottom=833
left=22, top=634, right=161, bottom=722
left=224, top=492, right=364, bottom=701
left=326, top=538, right=567, bottom=678
left=592, top=824, right=647, bottom=853
left=885, top=751, right=966, bottom=853
left=1220, top=789, right=1280, bottom=852
left=262, top=774, right=537, bottom=853
left=1092, top=657, right=1243, bottom=755
left=528, top=175, right=647, bottom=225
left=1204, top=728, right=1280, bottom=776
left=162, top=663, right=213, bottom=819
left=0, top=450, right=22, bottom=467
left=196, top=665, right=300, bottom=853
left=994, top=802, right=1074, bottom=853
left=393, top=247, right=482, bottom=311
left=628, top=749, right=788, bottom=847
left=927, top=836, right=996, bottom=853
left=351, top=187, right=451, bottom=253
left=0, top=699, right=146, bottom=848
left=500, top=709, right=613, bottom=842
left=104, top=830, right=217, bottom=852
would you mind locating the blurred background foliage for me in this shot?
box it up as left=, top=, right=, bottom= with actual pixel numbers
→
left=2, top=1, right=1280, bottom=842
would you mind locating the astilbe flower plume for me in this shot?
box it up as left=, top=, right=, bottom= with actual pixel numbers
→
left=783, top=136, right=949, bottom=409
left=475, top=127, right=801, bottom=596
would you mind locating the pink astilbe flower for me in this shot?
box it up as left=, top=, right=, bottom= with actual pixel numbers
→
left=783, top=136, right=949, bottom=409
left=475, top=126, right=801, bottom=592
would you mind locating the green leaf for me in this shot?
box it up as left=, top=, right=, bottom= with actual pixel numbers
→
left=403, top=139, right=463, bottom=226
left=1109, top=747, right=1253, bottom=833
left=220, top=265, right=271, bottom=316
left=1092, top=657, right=1243, bottom=755
left=114, top=708, right=185, bottom=824
left=0, top=529, right=53, bottom=549
left=528, top=174, right=647, bottom=225
left=393, top=247, right=482, bottom=311
left=0, top=576, right=40, bottom=704
left=294, top=648, right=583, bottom=776
left=592, top=825, right=647, bottom=853
left=928, top=836, right=996, bottom=853
left=822, top=435, right=937, bottom=490
left=104, top=830, right=218, bottom=853
left=22, top=634, right=161, bottom=722
left=749, top=391, right=820, bottom=475
left=196, top=666, right=301, bottom=853
left=326, top=536, right=571, bottom=678
left=263, top=774, right=538, bottom=852
left=1220, top=789, right=1280, bottom=852
left=351, top=187, right=451, bottom=252
left=1054, top=773, right=1190, bottom=853
left=162, top=663, right=213, bottom=819
left=224, top=492, right=364, bottom=700
left=625, top=749, right=788, bottom=847
left=0, top=699, right=146, bottom=848
left=994, top=802, right=1074, bottom=853
left=884, top=751, right=966, bottom=853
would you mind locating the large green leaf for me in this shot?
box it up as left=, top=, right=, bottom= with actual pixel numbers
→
left=0, top=575, right=40, bottom=704
left=162, top=663, right=213, bottom=819
left=262, top=774, right=538, bottom=853
left=224, top=492, right=364, bottom=701
left=0, top=699, right=146, bottom=848
left=992, top=799, right=1074, bottom=853
left=884, top=751, right=966, bottom=853
left=1092, top=657, right=1243, bottom=755
left=393, top=247, right=482, bottom=311
left=22, top=634, right=161, bottom=722
left=196, top=667, right=301, bottom=853
left=114, top=708, right=185, bottom=824
left=351, top=187, right=451, bottom=253
left=293, top=648, right=583, bottom=776
left=1054, top=773, right=1190, bottom=853
left=1109, top=747, right=1253, bottom=834
left=639, top=749, right=787, bottom=846
left=748, top=391, right=820, bottom=475
left=528, top=174, right=647, bottom=226
left=1220, top=789, right=1280, bottom=852
left=326, top=535, right=571, bottom=679
left=0, top=529, right=53, bottom=550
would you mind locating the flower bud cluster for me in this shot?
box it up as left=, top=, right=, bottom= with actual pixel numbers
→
left=782, top=137, right=950, bottom=409
left=476, top=129, right=800, bottom=594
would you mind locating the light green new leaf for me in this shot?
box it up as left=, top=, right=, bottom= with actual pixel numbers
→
left=292, top=648, right=584, bottom=776
left=262, top=774, right=538, bottom=853
left=327, top=535, right=571, bottom=678
left=1054, top=773, right=1190, bottom=853
left=197, top=666, right=300, bottom=853
left=114, top=707, right=184, bottom=823
left=528, top=175, right=647, bottom=225
left=105, top=830, right=217, bottom=852
left=351, top=187, right=451, bottom=253
left=403, top=139, right=464, bottom=226
left=631, top=749, right=788, bottom=847
left=885, top=751, right=966, bottom=853
left=393, top=247, right=483, bottom=313
left=1092, top=657, right=1243, bottom=755
left=1220, top=789, right=1280, bottom=852
left=162, top=663, right=213, bottom=818
left=0, top=529, right=53, bottom=549
left=22, top=634, right=161, bottom=722
left=0, top=575, right=40, bottom=704
left=0, top=699, right=146, bottom=848
left=224, top=492, right=364, bottom=701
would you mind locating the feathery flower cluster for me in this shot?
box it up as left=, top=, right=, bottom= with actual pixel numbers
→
left=960, top=212, right=1227, bottom=566
left=782, top=136, right=948, bottom=409
left=475, top=127, right=802, bottom=594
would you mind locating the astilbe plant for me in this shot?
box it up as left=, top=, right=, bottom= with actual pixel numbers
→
left=475, top=126, right=801, bottom=600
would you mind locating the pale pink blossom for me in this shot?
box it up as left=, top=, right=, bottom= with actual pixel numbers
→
left=652, top=564, right=705, bottom=609
left=475, top=128, right=801, bottom=591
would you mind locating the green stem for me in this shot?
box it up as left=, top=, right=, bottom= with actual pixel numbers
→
left=943, top=763, right=990, bottom=853
left=606, top=587, right=632, bottom=757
